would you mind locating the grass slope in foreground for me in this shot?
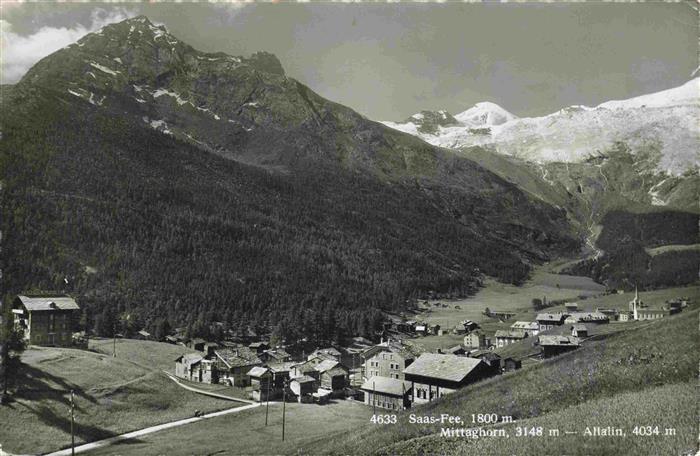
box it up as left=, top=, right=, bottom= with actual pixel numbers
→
left=0, top=343, right=237, bottom=454
left=313, top=306, right=699, bottom=455
left=84, top=400, right=373, bottom=456
left=385, top=381, right=697, bottom=456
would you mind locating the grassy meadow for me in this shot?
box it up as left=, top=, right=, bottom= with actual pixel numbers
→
left=89, top=338, right=196, bottom=372
left=416, top=270, right=605, bottom=330
left=407, top=278, right=698, bottom=358
left=84, top=399, right=373, bottom=455
left=0, top=343, right=238, bottom=454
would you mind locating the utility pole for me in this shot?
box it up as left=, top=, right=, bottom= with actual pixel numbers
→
left=265, top=372, right=271, bottom=426
left=281, top=379, right=287, bottom=441
left=372, top=381, right=376, bottom=416
left=70, top=389, right=75, bottom=456
left=0, top=297, right=6, bottom=404
left=112, top=322, right=116, bottom=357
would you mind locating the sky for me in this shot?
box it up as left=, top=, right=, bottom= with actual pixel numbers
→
left=1, top=2, right=697, bottom=120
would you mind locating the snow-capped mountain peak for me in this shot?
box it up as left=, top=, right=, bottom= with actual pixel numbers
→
left=454, top=102, right=518, bottom=127
left=382, top=79, right=699, bottom=175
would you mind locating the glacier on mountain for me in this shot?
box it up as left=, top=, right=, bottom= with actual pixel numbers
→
left=382, top=79, right=699, bottom=175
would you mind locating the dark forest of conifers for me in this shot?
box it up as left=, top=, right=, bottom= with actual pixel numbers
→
left=0, top=88, right=578, bottom=345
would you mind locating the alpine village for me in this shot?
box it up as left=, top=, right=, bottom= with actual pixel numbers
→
left=0, top=14, right=698, bottom=456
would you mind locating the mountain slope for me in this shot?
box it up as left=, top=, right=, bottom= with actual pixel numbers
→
left=0, top=16, right=578, bottom=340
left=382, top=82, right=699, bottom=290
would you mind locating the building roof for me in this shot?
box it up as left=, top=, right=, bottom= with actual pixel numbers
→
left=571, top=324, right=587, bottom=331
left=538, top=335, right=580, bottom=346
left=536, top=313, right=567, bottom=322
left=403, top=353, right=483, bottom=382
left=138, top=330, right=151, bottom=337
left=511, top=321, right=538, bottom=330
left=16, top=295, right=79, bottom=312
left=176, top=353, right=203, bottom=366
left=360, top=376, right=412, bottom=396
left=268, top=362, right=295, bottom=373
left=315, top=359, right=340, bottom=373
left=494, top=330, right=528, bottom=339
left=247, top=366, right=270, bottom=377
left=639, top=309, right=671, bottom=315
left=445, top=345, right=465, bottom=354
left=567, top=311, right=609, bottom=321
left=324, top=366, right=349, bottom=377
left=291, top=375, right=316, bottom=384
left=365, top=341, right=418, bottom=361
left=313, top=347, right=342, bottom=357
left=214, top=348, right=262, bottom=368
left=265, top=349, right=290, bottom=359
left=249, top=342, right=269, bottom=348
left=293, top=357, right=323, bottom=373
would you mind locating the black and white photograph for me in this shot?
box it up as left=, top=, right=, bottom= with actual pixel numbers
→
left=0, top=2, right=698, bottom=455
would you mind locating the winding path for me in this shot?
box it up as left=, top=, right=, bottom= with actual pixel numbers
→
left=43, top=374, right=261, bottom=455
left=44, top=402, right=260, bottom=456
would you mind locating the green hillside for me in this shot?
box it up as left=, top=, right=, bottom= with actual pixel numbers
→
left=383, top=382, right=697, bottom=456
left=0, top=343, right=236, bottom=454
left=315, top=306, right=699, bottom=455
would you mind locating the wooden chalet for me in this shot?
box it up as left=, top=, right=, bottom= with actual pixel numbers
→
left=538, top=335, right=580, bottom=358
left=361, top=376, right=412, bottom=411
left=403, top=353, right=496, bottom=404
left=12, top=295, right=80, bottom=347
left=213, top=347, right=262, bottom=386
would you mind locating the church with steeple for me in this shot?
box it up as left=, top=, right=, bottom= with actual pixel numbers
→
left=620, top=286, right=643, bottom=321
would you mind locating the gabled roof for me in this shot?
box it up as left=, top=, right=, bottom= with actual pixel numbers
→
left=176, top=353, right=203, bottom=366
left=291, top=375, right=316, bottom=384
left=364, top=342, right=417, bottom=361
left=214, top=348, right=262, bottom=368
left=324, top=366, right=349, bottom=377
left=314, top=359, right=340, bottom=373
left=511, top=321, right=538, bottom=330
left=403, top=353, right=483, bottom=383
left=293, top=357, right=323, bottom=373
left=536, top=313, right=567, bottom=322
left=361, top=376, right=412, bottom=396
left=313, top=347, right=342, bottom=357
left=265, top=349, right=290, bottom=359
left=268, top=362, right=295, bottom=373
left=567, top=311, right=609, bottom=321
left=571, top=324, right=587, bottom=331
left=247, top=366, right=271, bottom=377
left=16, top=295, right=79, bottom=312
left=538, top=335, right=580, bottom=346
left=494, top=330, right=528, bottom=339
left=249, top=342, right=269, bottom=348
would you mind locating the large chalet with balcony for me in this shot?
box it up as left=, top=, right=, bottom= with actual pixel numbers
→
left=12, top=295, right=80, bottom=347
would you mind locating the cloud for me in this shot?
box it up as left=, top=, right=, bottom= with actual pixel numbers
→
left=1, top=8, right=136, bottom=84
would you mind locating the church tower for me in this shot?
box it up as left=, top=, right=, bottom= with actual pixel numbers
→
left=629, top=285, right=640, bottom=320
